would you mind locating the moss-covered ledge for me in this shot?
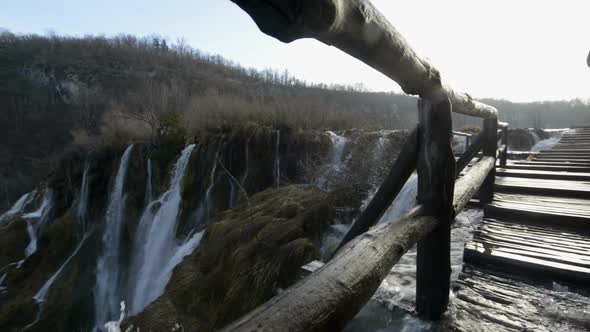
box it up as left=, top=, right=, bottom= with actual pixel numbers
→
left=123, top=185, right=335, bottom=332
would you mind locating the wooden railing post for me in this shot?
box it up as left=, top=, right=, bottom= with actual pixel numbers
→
left=416, top=97, right=456, bottom=320
left=480, top=118, right=498, bottom=204
left=500, top=126, right=508, bottom=167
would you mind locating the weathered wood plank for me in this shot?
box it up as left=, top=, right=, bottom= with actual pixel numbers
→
left=513, top=160, right=590, bottom=167
left=464, top=220, right=590, bottom=283
left=496, top=168, right=590, bottom=181
left=495, top=176, right=590, bottom=198
left=505, top=164, right=590, bottom=173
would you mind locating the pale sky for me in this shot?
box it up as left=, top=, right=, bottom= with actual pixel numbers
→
left=2, top=0, right=589, bottom=102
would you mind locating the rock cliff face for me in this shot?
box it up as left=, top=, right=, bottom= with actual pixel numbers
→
left=0, top=126, right=408, bottom=331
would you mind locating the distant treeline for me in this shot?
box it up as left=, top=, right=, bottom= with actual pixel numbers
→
left=0, top=31, right=589, bottom=207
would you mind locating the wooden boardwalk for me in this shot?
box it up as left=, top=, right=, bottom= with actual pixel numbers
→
left=227, top=2, right=590, bottom=330
left=455, top=128, right=590, bottom=331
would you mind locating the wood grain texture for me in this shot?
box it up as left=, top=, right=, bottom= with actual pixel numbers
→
left=230, top=0, right=498, bottom=118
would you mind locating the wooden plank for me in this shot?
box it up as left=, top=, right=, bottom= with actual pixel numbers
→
left=513, top=160, right=590, bottom=167
left=464, top=220, right=590, bottom=283
left=534, top=157, right=590, bottom=162
left=485, top=203, right=590, bottom=232
left=495, top=168, right=590, bottom=181
left=495, top=176, right=590, bottom=198
left=450, top=268, right=590, bottom=332
left=540, top=149, right=590, bottom=153
left=504, top=164, right=590, bottom=173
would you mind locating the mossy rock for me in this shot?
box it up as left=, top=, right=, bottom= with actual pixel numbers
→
left=508, top=129, right=535, bottom=151
left=124, top=185, right=335, bottom=332
left=0, top=212, right=77, bottom=331
left=0, top=217, right=28, bottom=268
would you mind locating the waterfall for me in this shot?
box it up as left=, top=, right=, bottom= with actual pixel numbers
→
left=273, top=130, right=281, bottom=187
left=129, top=144, right=197, bottom=314
left=230, top=140, right=250, bottom=208
left=24, top=220, right=37, bottom=258
left=530, top=131, right=540, bottom=145
left=194, top=148, right=219, bottom=226
left=77, top=161, right=91, bottom=234
left=316, top=131, right=349, bottom=190
left=532, top=131, right=564, bottom=152
left=378, top=173, right=418, bottom=224
left=0, top=273, right=6, bottom=293
left=0, top=191, right=33, bottom=224
left=33, top=231, right=91, bottom=304
left=18, top=190, right=54, bottom=265
left=94, top=144, right=134, bottom=330
left=241, top=140, right=249, bottom=186
left=145, top=159, right=153, bottom=205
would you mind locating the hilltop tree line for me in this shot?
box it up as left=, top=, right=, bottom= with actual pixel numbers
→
left=0, top=31, right=589, bottom=208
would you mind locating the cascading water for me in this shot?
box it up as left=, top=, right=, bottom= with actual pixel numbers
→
left=378, top=173, right=418, bottom=224
left=19, top=190, right=54, bottom=266
left=0, top=191, right=33, bottom=224
left=229, top=142, right=249, bottom=207
left=33, top=231, right=91, bottom=305
left=193, top=148, right=219, bottom=227
left=145, top=159, right=153, bottom=205
left=94, top=144, right=134, bottom=331
left=531, top=130, right=565, bottom=152
left=128, top=144, right=198, bottom=314
left=273, top=130, right=281, bottom=187
left=316, top=131, right=349, bottom=190
left=77, top=160, right=91, bottom=234
left=530, top=131, right=541, bottom=145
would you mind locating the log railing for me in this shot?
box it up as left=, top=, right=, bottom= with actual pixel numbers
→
left=225, top=0, right=510, bottom=330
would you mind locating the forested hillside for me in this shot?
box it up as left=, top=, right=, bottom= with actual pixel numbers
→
left=0, top=32, right=588, bottom=208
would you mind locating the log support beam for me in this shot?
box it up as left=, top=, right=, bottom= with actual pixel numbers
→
left=415, top=97, right=456, bottom=320
left=500, top=126, right=508, bottom=167
left=480, top=118, right=498, bottom=204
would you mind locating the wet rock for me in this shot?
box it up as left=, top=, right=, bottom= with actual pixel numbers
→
left=508, top=128, right=536, bottom=151
left=123, top=185, right=335, bottom=332
left=0, top=213, right=77, bottom=331
left=0, top=217, right=28, bottom=268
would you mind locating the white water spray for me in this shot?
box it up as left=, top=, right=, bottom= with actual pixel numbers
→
left=379, top=173, right=418, bottom=224
left=94, top=144, right=134, bottom=330
left=316, top=131, right=349, bottom=190
left=0, top=191, right=33, bottom=224
left=129, top=144, right=197, bottom=314
left=19, top=190, right=54, bottom=265
left=531, top=130, right=565, bottom=152
left=77, top=161, right=91, bottom=233
left=145, top=159, right=153, bottom=205
left=33, top=231, right=91, bottom=304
